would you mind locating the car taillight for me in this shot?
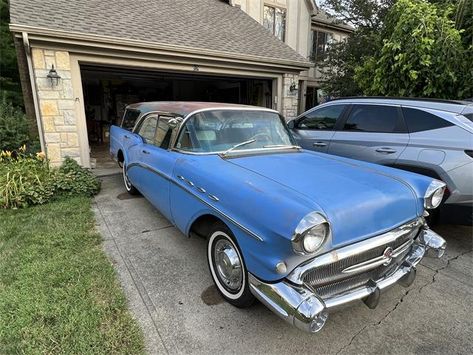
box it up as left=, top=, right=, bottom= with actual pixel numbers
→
left=465, top=150, right=473, bottom=158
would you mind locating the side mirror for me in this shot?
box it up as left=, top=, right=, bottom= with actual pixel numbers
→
left=287, top=120, right=296, bottom=129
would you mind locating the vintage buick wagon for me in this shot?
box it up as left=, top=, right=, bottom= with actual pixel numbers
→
left=110, top=102, right=446, bottom=332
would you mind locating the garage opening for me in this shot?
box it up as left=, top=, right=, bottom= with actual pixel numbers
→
left=80, top=65, right=273, bottom=168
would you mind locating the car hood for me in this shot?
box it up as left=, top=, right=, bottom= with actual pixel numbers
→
left=226, top=151, right=419, bottom=248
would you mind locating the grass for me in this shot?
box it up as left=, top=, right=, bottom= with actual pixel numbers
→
left=0, top=196, right=144, bottom=354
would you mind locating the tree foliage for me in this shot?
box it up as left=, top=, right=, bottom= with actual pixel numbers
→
left=320, top=0, right=473, bottom=99
left=355, top=0, right=472, bottom=98
left=1, top=0, right=23, bottom=107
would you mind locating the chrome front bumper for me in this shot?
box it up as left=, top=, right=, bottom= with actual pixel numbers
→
left=249, top=228, right=446, bottom=333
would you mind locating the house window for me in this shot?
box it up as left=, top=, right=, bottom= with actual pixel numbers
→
left=263, top=5, right=286, bottom=41
left=311, top=30, right=333, bottom=62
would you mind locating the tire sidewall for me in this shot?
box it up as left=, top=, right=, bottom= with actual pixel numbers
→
left=208, top=229, right=247, bottom=301
left=122, top=163, right=133, bottom=192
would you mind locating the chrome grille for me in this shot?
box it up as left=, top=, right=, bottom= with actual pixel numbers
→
left=303, top=224, right=420, bottom=299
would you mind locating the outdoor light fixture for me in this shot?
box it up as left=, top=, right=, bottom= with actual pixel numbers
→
left=289, top=81, right=297, bottom=93
left=47, top=65, right=61, bottom=86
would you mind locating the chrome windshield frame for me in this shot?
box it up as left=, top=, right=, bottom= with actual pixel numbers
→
left=171, top=107, right=297, bottom=155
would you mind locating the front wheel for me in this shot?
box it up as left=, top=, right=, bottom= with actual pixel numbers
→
left=207, top=222, right=254, bottom=308
left=122, top=164, right=139, bottom=195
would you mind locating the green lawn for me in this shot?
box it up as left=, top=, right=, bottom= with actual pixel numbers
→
left=0, top=196, right=144, bottom=354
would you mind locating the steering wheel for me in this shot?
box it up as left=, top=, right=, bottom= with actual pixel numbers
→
left=249, top=132, right=272, bottom=142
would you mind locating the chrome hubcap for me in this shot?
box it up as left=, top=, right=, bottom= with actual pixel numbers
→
left=214, top=239, right=242, bottom=292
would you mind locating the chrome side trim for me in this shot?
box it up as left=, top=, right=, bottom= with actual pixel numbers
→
left=127, top=162, right=263, bottom=242
left=287, top=218, right=424, bottom=285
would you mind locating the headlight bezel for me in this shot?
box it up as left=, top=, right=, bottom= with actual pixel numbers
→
left=424, top=180, right=446, bottom=209
left=292, top=212, right=330, bottom=255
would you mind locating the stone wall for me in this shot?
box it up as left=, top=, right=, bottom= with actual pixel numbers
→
left=31, top=48, right=80, bottom=166
left=281, top=73, right=299, bottom=120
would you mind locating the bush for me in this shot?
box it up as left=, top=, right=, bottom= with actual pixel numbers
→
left=54, top=157, right=101, bottom=197
left=0, top=150, right=101, bottom=209
left=0, top=102, right=29, bottom=151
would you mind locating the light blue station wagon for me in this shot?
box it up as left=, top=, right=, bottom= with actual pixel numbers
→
left=110, top=102, right=447, bottom=333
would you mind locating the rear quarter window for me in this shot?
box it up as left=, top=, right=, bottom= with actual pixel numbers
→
left=402, top=107, right=453, bottom=133
left=121, top=109, right=140, bottom=130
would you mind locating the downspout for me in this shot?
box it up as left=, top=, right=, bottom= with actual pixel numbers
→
left=22, top=32, right=46, bottom=154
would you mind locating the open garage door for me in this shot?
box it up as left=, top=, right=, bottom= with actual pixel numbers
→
left=79, top=65, right=273, bottom=168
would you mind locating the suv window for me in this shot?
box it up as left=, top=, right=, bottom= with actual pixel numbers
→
left=297, top=105, right=346, bottom=130
left=137, top=115, right=158, bottom=143
left=402, top=107, right=453, bottom=132
left=343, top=105, right=400, bottom=133
left=122, top=109, right=140, bottom=130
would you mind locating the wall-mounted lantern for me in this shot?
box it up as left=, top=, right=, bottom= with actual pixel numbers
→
left=47, top=65, right=61, bottom=87
left=289, top=81, right=298, bottom=93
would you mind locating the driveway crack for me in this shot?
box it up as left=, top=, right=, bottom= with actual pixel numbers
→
left=334, top=288, right=411, bottom=355
left=418, top=249, right=472, bottom=294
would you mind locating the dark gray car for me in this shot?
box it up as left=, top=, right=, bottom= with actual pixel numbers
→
left=289, top=97, right=473, bottom=224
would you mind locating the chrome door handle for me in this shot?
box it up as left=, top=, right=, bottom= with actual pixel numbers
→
left=313, top=142, right=327, bottom=147
left=142, top=150, right=150, bottom=154
left=375, top=147, right=397, bottom=154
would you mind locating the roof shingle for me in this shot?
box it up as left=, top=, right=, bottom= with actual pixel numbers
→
left=10, top=0, right=310, bottom=66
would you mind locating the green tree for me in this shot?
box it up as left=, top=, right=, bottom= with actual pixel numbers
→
left=0, top=0, right=22, bottom=107
left=318, top=1, right=394, bottom=96
left=355, top=0, right=472, bottom=99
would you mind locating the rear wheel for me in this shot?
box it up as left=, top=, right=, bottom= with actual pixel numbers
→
left=207, top=222, right=254, bottom=308
left=122, top=164, right=139, bottom=195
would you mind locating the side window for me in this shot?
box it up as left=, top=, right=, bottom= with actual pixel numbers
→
left=343, top=105, right=400, bottom=133
left=154, top=116, right=175, bottom=149
left=136, top=116, right=158, bottom=143
left=402, top=107, right=453, bottom=132
left=297, top=105, right=346, bottom=130
left=121, top=109, right=140, bottom=130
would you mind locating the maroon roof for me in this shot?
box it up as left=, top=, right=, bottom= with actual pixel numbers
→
left=126, top=101, right=274, bottom=117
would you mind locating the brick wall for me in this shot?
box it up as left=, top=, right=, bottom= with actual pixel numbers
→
left=31, top=48, right=80, bottom=166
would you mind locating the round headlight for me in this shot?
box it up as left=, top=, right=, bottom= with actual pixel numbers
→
left=292, top=212, right=330, bottom=255
left=424, top=180, right=446, bottom=209
left=302, top=223, right=328, bottom=253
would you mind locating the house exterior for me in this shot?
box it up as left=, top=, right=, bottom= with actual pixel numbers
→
left=9, top=0, right=350, bottom=167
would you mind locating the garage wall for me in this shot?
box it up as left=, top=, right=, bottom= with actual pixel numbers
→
left=31, top=48, right=81, bottom=166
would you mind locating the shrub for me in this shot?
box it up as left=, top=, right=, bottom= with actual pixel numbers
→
left=0, top=150, right=100, bottom=209
left=54, top=157, right=101, bottom=197
left=0, top=102, right=29, bottom=151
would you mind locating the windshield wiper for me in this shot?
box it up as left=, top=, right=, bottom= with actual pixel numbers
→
left=263, top=144, right=301, bottom=149
left=222, top=139, right=256, bottom=155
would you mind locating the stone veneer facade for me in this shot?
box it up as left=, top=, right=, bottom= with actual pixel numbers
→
left=31, top=48, right=81, bottom=166
left=281, top=73, right=299, bottom=120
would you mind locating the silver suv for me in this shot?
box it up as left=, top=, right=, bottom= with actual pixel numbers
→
left=289, top=97, right=473, bottom=224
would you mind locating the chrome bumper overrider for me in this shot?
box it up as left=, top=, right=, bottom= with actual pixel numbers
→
left=249, top=228, right=446, bottom=333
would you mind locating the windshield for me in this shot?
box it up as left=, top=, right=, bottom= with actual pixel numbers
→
left=175, top=110, right=295, bottom=153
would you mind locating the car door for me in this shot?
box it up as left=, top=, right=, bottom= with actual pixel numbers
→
left=290, top=104, right=348, bottom=153
left=328, top=104, right=409, bottom=165
left=127, top=113, right=179, bottom=221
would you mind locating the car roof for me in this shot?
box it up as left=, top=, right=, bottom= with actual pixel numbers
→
left=326, top=97, right=473, bottom=114
left=126, top=101, right=276, bottom=117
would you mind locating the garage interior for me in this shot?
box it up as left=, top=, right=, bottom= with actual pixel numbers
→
left=80, top=65, right=273, bottom=168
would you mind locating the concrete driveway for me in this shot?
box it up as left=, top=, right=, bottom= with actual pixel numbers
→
left=93, top=174, right=473, bottom=354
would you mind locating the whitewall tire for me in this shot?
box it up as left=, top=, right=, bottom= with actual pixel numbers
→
left=207, top=222, right=254, bottom=307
